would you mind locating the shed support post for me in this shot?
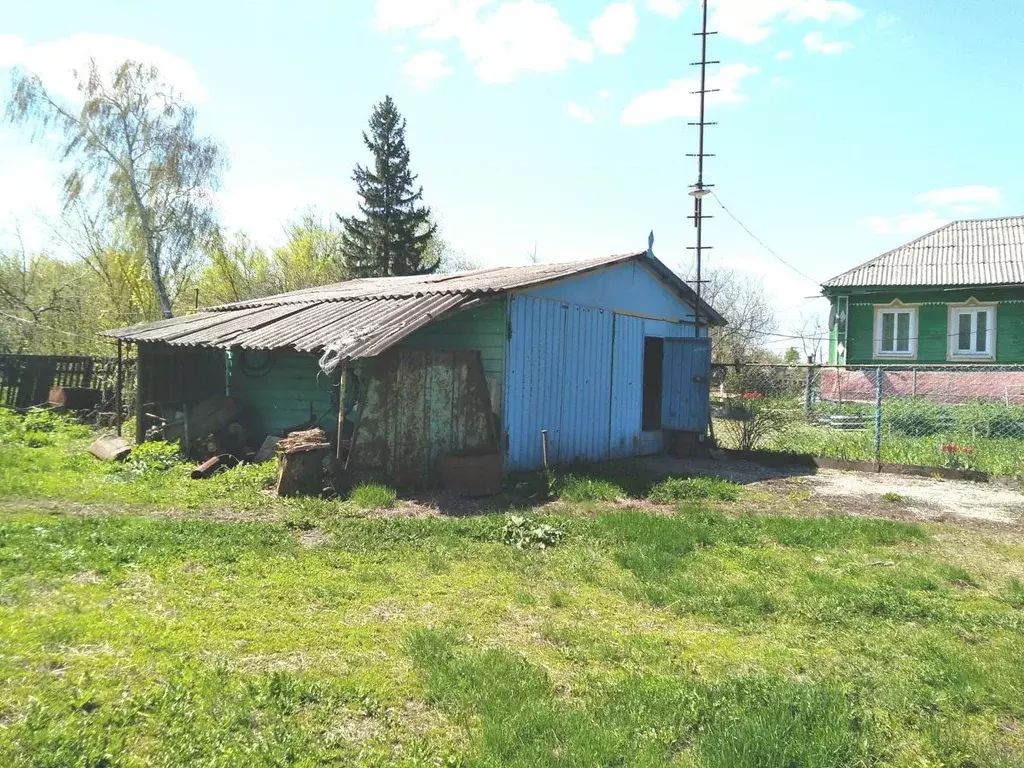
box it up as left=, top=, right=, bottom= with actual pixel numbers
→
left=873, top=366, right=883, bottom=471
left=336, top=363, right=348, bottom=461
left=115, top=339, right=123, bottom=438
left=135, top=346, right=146, bottom=445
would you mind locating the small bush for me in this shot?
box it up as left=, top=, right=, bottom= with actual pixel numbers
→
left=0, top=408, right=90, bottom=446
left=881, top=492, right=904, bottom=503
left=648, top=476, right=740, bottom=503
left=718, top=396, right=793, bottom=451
left=502, top=515, right=564, bottom=550
left=556, top=474, right=624, bottom=502
left=349, top=484, right=397, bottom=510
left=121, top=440, right=182, bottom=477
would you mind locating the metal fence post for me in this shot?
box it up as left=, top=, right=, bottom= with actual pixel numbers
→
left=803, top=357, right=814, bottom=422
left=874, top=366, right=883, bottom=471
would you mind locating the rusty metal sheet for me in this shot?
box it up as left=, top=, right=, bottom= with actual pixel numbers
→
left=348, top=348, right=498, bottom=488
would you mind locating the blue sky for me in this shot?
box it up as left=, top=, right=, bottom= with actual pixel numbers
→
left=2, top=0, right=1024, bottom=342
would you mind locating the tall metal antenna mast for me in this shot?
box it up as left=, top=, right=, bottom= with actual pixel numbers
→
left=687, top=0, right=717, bottom=334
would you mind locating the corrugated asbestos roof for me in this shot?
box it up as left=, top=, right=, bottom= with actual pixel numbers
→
left=105, top=251, right=725, bottom=361
left=823, top=216, right=1024, bottom=289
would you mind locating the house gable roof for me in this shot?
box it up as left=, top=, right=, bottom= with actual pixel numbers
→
left=822, top=216, right=1024, bottom=290
left=105, top=252, right=725, bottom=362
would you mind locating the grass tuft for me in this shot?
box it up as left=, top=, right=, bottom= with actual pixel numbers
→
left=648, top=475, right=741, bottom=503
left=882, top=491, right=904, bottom=503
left=556, top=474, right=624, bottom=502
left=348, top=483, right=398, bottom=510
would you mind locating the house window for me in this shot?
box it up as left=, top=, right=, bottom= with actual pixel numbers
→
left=874, top=306, right=917, bottom=358
left=949, top=305, right=996, bottom=359
left=642, top=337, right=664, bottom=431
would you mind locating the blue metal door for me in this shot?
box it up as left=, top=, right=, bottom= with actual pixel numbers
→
left=662, top=337, right=711, bottom=432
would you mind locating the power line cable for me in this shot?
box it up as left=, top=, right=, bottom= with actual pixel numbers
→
left=711, top=192, right=821, bottom=286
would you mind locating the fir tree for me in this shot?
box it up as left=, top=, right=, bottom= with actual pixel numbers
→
left=339, top=96, right=438, bottom=278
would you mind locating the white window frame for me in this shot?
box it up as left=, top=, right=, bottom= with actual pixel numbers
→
left=948, top=301, right=997, bottom=361
left=873, top=302, right=918, bottom=359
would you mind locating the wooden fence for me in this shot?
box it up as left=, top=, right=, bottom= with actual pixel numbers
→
left=0, top=354, right=135, bottom=411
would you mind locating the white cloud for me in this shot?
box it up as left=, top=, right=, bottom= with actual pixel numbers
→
left=0, top=33, right=206, bottom=102
left=711, top=0, right=862, bottom=45
left=915, top=185, right=1001, bottom=206
left=567, top=102, right=594, bottom=123
left=865, top=212, right=948, bottom=236
left=774, top=49, right=794, bottom=60
left=771, top=75, right=790, bottom=87
left=411, top=0, right=594, bottom=83
left=590, top=2, right=639, bottom=55
left=804, top=31, right=853, bottom=53
left=647, top=0, right=687, bottom=18
left=375, top=0, right=455, bottom=31
left=621, top=63, right=758, bottom=125
left=598, top=88, right=613, bottom=99
left=401, top=49, right=453, bottom=88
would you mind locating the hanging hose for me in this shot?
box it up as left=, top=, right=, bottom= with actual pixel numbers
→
left=237, top=349, right=276, bottom=378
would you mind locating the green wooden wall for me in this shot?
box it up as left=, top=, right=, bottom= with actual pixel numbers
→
left=828, top=288, right=1024, bottom=365
left=399, top=298, right=508, bottom=409
left=228, top=350, right=335, bottom=436
left=226, top=299, right=508, bottom=439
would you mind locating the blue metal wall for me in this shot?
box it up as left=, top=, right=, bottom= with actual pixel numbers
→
left=504, top=264, right=705, bottom=471
left=505, top=295, right=567, bottom=470
left=523, top=261, right=696, bottom=322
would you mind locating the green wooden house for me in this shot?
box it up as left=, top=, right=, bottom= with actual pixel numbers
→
left=822, top=216, right=1024, bottom=365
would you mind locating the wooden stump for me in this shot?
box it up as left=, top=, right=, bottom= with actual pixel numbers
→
left=275, top=446, right=329, bottom=497
left=274, top=428, right=331, bottom=497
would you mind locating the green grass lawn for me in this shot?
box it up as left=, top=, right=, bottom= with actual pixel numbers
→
left=1, top=410, right=1023, bottom=766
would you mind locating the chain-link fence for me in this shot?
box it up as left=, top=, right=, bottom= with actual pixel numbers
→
left=711, top=364, right=1024, bottom=477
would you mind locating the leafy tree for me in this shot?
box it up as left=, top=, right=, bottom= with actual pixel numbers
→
left=273, top=212, right=347, bottom=292
left=198, top=214, right=346, bottom=307
left=339, top=96, right=437, bottom=278
left=0, top=232, right=109, bottom=354
left=684, top=266, right=778, bottom=365
left=198, top=232, right=275, bottom=307
left=6, top=59, right=225, bottom=319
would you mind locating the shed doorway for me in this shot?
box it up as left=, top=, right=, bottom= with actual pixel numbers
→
left=642, top=337, right=664, bottom=431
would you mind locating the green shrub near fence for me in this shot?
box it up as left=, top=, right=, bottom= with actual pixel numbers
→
left=715, top=394, right=1024, bottom=477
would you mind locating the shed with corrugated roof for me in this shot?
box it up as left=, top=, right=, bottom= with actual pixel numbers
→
left=107, top=251, right=724, bottom=486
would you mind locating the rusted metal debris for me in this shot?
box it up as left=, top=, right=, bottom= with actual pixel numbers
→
left=190, top=456, right=223, bottom=480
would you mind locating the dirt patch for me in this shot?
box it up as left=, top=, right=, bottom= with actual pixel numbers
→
left=807, top=471, right=1023, bottom=525
left=651, top=456, right=1024, bottom=527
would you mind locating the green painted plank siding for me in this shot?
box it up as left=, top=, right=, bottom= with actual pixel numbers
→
left=399, top=298, right=508, bottom=405
left=228, top=350, right=334, bottom=436
left=830, top=288, right=1024, bottom=364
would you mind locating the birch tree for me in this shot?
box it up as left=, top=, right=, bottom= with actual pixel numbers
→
left=6, top=59, right=224, bottom=318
